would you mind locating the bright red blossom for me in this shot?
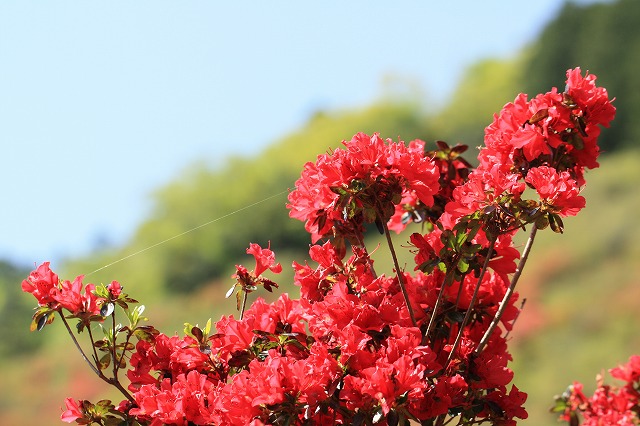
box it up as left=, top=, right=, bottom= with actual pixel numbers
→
left=245, top=242, right=282, bottom=276
left=525, top=166, right=586, bottom=216
left=52, top=276, right=102, bottom=316
left=21, top=261, right=59, bottom=306
left=287, top=132, right=439, bottom=242
left=60, top=398, right=84, bottom=423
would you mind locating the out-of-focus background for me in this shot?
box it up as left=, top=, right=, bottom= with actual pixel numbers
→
left=2, top=0, right=638, bottom=424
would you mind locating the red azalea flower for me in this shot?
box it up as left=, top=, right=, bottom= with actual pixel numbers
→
left=445, top=165, right=524, bottom=226
left=246, top=242, right=282, bottom=276
left=52, top=276, right=102, bottom=316
left=565, top=67, right=616, bottom=129
left=287, top=132, right=439, bottom=242
left=60, top=397, right=84, bottom=423
left=611, top=355, right=640, bottom=387
left=481, top=68, right=614, bottom=184
left=22, top=261, right=59, bottom=306
left=485, top=385, right=528, bottom=424
left=525, top=166, right=586, bottom=216
left=107, top=280, right=123, bottom=298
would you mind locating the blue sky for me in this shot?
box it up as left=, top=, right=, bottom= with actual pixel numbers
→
left=1, top=1, right=595, bottom=265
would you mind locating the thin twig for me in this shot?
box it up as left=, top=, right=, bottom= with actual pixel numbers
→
left=475, top=224, right=538, bottom=355
left=60, top=314, right=135, bottom=403
left=240, top=291, right=249, bottom=320
left=87, top=325, right=101, bottom=368
left=381, top=219, right=417, bottom=326
left=423, top=274, right=449, bottom=343
left=504, top=298, right=527, bottom=342
left=60, top=315, right=101, bottom=377
left=111, top=309, right=121, bottom=380
left=446, top=238, right=496, bottom=366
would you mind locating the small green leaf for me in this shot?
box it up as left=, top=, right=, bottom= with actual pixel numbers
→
left=127, top=305, right=146, bottom=327
left=457, top=258, right=470, bottom=273
left=94, top=285, right=109, bottom=298
left=95, top=399, right=114, bottom=411
left=182, top=322, right=192, bottom=336
left=204, top=318, right=212, bottom=335
left=549, top=395, right=568, bottom=413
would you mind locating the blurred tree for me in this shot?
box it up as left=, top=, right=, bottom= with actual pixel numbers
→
left=0, top=260, right=42, bottom=357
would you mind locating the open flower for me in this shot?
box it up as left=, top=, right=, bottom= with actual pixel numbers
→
left=525, top=166, right=585, bottom=217
left=21, top=261, right=59, bottom=306
left=287, top=132, right=439, bottom=242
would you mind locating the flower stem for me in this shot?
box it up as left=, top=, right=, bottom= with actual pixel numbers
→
left=423, top=274, right=449, bottom=343
left=60, top=314, right=136, bottom=403
left=60, top=314, right=101, bottom=377
left=240, top=290, right=249, bottom=320
left=446, top=238, right=495, bottom=366
left=111, top=310, right=122, bottom=381
left=475, top=224, right=538, bottom=355
left=381, top=219, right=417, bottom=326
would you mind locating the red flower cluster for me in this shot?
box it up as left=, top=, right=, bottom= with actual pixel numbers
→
left=287, top=133, right=439, bottom=243
left=94, top=244, right=527, bottom=424
left=24, top=68, right=616, bottom=426
left=554, top=355, right=640, bottom=425
left=21, top=262, right=107, bottom=323
left=481, top=68, right=615, bottom=182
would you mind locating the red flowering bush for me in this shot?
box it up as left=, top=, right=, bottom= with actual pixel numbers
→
left=552, top=356, right=640, bottom=425
left=22, top=68, right=618, bottom=425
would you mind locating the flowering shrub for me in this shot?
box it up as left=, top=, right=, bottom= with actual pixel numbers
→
left=22, top=68, right=617, bottom=425
left=552, top=356, right=640, bottom=425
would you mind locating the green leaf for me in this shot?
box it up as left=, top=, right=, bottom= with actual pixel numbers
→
left=127, top=305, right=146, bottom=327
left=133, top=326, right=158, bottom=342
left=93, top=284, right=109, bottom=299
left=184, top=322, right=195, bottom=337
left=95, top=399, right=114, bottom=411
left=549, top=395, right=568, bottom=413
left=457, top=258, right=470, bottom=273
left=31, top=307, right=55, bottom=332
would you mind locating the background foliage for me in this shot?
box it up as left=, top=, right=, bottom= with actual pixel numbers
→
left=3, top=0, right=638, bottom=424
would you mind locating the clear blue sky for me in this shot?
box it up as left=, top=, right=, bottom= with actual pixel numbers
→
left=1, top=1, right=596, bottom=265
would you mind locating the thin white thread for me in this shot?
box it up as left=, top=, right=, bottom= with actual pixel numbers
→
left=85, top=190, right=289, bottom=277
